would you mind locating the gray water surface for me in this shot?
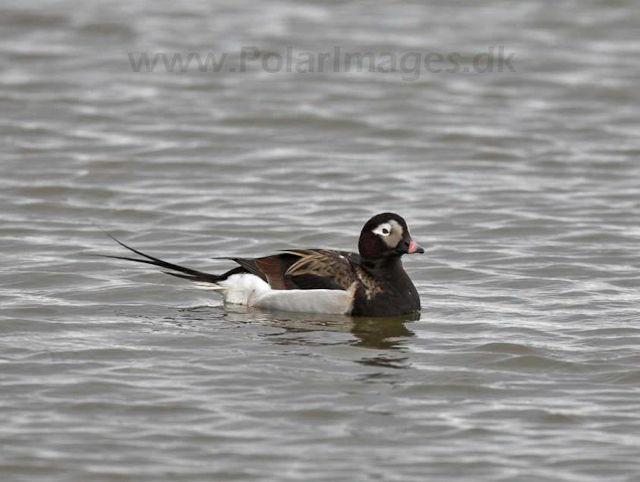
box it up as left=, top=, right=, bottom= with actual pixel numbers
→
left=2, top=1, right=640, bottom=481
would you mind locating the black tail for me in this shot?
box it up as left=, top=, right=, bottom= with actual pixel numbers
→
left=101, top=232, right=221, bottom=284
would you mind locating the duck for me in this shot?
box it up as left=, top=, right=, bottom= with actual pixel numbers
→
left=104, top=212, right=424, bottom=317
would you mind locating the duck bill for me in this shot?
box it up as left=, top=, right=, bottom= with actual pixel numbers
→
left=395, top=239, right=425, bottom=255
left=407, top=240, right=425, bottom=254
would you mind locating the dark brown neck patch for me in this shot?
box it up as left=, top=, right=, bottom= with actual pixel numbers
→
left=358, top=230, right=381, bottom=258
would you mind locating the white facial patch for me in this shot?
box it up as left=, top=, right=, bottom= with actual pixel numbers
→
left=372, top=220, right=403, bottom=248
left=373, top=222, right=393, bottom=237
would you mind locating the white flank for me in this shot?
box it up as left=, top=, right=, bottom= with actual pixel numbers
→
left=213, top=274, right=354, bottom=315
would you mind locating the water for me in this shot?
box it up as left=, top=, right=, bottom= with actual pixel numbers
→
left=2, top=1, right=640, bottom=481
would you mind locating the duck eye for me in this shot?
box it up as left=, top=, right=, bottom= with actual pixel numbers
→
left=373, top=223, right=393, bottom=237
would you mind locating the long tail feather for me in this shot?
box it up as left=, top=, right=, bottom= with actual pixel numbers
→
left=101, top=232, right=220, bottom=284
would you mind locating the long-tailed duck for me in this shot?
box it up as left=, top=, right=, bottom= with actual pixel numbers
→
left=105, top=212, right=423, bottom=317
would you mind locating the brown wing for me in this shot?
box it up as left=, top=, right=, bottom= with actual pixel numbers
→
left=229, top=255, right=296, bottom=290
left=229, top=249, right=358, bottom=291
left=281, top=249, right=357, bottom=291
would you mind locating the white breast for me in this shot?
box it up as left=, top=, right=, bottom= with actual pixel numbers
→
left=216, top=274, right=354, bottom=315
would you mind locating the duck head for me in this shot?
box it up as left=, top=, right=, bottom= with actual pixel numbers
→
left=358, top=212, right=424, bottom=259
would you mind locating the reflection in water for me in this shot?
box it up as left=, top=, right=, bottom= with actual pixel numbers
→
left=351, top=316, right=416, bottom=369
left=218, top=304, right=418, bottom=368
left=223, top=304, right=416, bottom=346
left=350, top=315, right=417, bottom=349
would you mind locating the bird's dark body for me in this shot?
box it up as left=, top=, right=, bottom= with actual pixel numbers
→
left=351, top=257, right=421, bottom=317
